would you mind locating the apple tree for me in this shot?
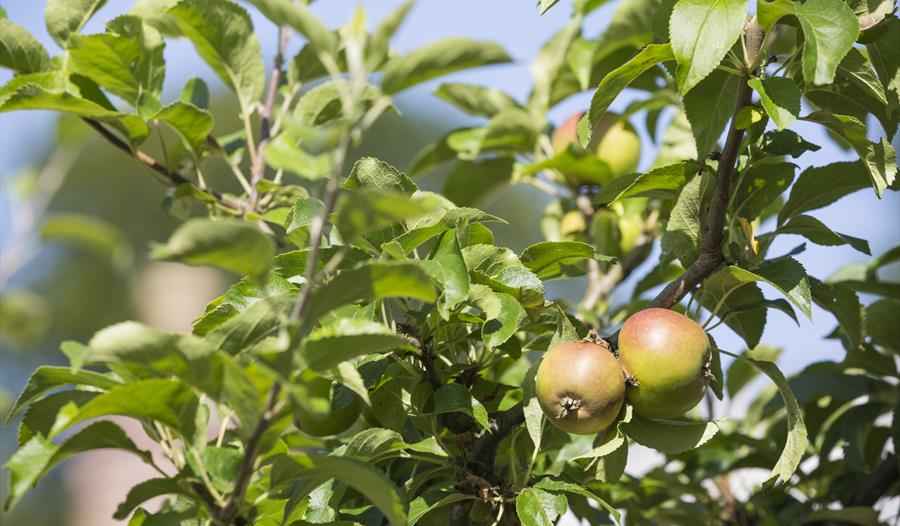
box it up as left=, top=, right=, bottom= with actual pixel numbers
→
left=0, top=0, right=897, bottom=524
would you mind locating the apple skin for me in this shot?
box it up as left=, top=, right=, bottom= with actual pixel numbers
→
left=536, top=340, right=625, bottom=435
left=293, top=370, right=361, bottom=436
left=551, top=111, right=641, bottom=180
left=617, top=308, right=711, bottom=419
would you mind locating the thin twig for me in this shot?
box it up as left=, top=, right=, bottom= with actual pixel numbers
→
left=82, top=118, right=244, bottom=211
left=649, top=18, right=764, bottom=310
left=249, top=27, right=290, bottom=208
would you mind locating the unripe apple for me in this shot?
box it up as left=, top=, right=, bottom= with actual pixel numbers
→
left=551, top=111, right=641, bottom=180
left=293, top=370, right=361, bottom=436
left=535, top=340, right=625, bottom=435
left=617, top=308, right=711, bottom=419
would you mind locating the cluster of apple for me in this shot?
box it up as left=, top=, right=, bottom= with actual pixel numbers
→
left=536, top=308, right=712, bottom=434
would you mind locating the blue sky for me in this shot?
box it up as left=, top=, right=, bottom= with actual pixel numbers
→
left=1, top=0, right=898, bottom=380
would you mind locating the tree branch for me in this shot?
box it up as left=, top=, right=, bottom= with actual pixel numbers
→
left=649, top=18, right=764, bottom=310
left=82, top=118, right=244, bottom=211
left=249, top=27, right=290, bottom=208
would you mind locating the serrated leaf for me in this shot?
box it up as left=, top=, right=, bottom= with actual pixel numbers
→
left=293, top=80, right=383, bottom=127
left=368, top=0, right=413, bottom=69
left=748, top=77, right=801, bottom=130
left=167, top=0, right=264, bottom=112
left=594, top=162, right=695, bottom=205
left=44, top=0, right=107, bottom=48
left=247, top=0, right=337, bottom=57
left=778, top=161, right=871, bottom=223
left=443, top=158, right=515, bottom=207
left=113, top=478, right=189, bottom=520
left=801, top=112, right=896, bottom=197
left=151, top=218, right=274, bottom=276
left=469, top=284, right=525, bottom=349
left=5, top=421, right=151, bottom=512
left=866, top=299, right=900, bottom=351
left=433, top=229, right=470, bottom=317
left=662, top=171, right=707, bottom=266
left=579, top=44, right=673, bottom=146
left=463, top=245, right=545, bottom=308
left=430, top=383, right=490, bottom=431
left=301, top=262, right=437, bottom=335
left=530, top=16, right=582, bottom=113
left=301, top=319, right=412, bottom=372
left=760, top=129, right=822, bottom=158
left=520, top=241, right=612, bottom=281
left=621, top=415, right=719, bottom=453
left=533, top=479, right=621, bottom=524
left=797, top=0, right=860, bottom=85
left=724, top=346, right=781, bottom=398
left=336, top=189, right=437, bottom=244
left=146, top=101, right=213, bottom=153
left=408, top=492, right=473, bottom=526
left=701, top=268, right=767, bottom=348
left=683, top=68, right=739, bottom=156
left=719, top=349, right=807, bottom=487
left=0, top=18, right=50, bottom=73
left=810, top=278, right=862, bottom=350
left=434, top=82, right=520, bottom=118
left=381, top=38, right=512, bottom=94
left=776, top=215, right=871, bottom=255
left=732, top=161, right=796, bottom=221
left=269, top=453, right=407, bottom=525
left=516, top=487, right=559, bottom=526
left=669, top=0, right=747, bottom=95
left=727, top=259, right=812, bottom=319
left=345, top=156, right=418, bottom=195
left=8, top=366, right=119, bottom=420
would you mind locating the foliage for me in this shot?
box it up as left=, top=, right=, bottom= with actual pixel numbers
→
left=1, top=0, right=898, bottom=524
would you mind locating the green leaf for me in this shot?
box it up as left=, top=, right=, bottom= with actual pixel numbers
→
left=726, top=259, right=812, bottom=319
left=151, top=218, right=274, bottom=276
left=778, top=161, right=871, bottom=223
left=18, top=391, right=97, bottom=446
left=1, top=83, right=118, bottom=118
left=682, top=68, right=739, bottom=156
left=621, top=415, right=719, bottom=453
left=44, top=0, right=107, bottom=48
left=760, top=129, right=822, bottom=158
left=180, top=77, right=209, bottom=108
left=801, top=112, right=896, bottom=197
left=301, top=262, right=437, bottom=334
left=87, top=321, right=262, bottom=437
left=578, top=44, right=674, bottom=146
left=345, top=156, right=418, bottom=195
left=810, top=278, right=862, bottom=350
left=285, top=196, right=325, bottom=234
left=516, top=487, right=562, bottom=526
left=301, top=319, right=412, bottom=372
left=192, top=273, right=294, bottom=336
left=538, top=0, right=562, bottom=14
left=204, top=293, right=293, bottom=355
left=408, top=492, right=474, bottom=526
left=293, top=80, right=383, bottom=126
left=167, top=0, right=264, bottom=112
left=0, top=18, right=50, bottom=73
left=463, top=245, right=545, bottom=308
left=247, top=0, right=337, bottom=57
left=5, top=421, right=151, bottom=512
left=718, top=349, right=807, bottom=487
left=519, top=145, right=614, bottom=187
left=431, top=383, right=490, bottom=431
left=669, top=0, right=747, bottom=94
left=533, top=479, right=621, bottom=525
left=434, top=82, right=520, bottom=118
left=520, top=241, right=612, bottom=280
left=530, top=16, right=582, bottom=113
left=724, top=346, right=781, bottom=398
left=732, top=161, right=796, bottom=221
left=594, top=162, right=695, bottom=205
left=662, top=171, right=707, bottom=266
left=336, top=190, right=437, bottom=244
left=805, top=507, right=881, bottom=526
left=443, top=158, right=515, bottom=207
left=146, top=101, right=213, bottom=153
left=433, top=229, right=470, bottom=317
left=447, top=108, right=538, bottom=158
left=41, top=212, right=133, bottom=269
left=114, top=478, right=189, bottom=520
left=776, top=215, right=871, bottom=255
left=866, top=299, right=900, bottom=351
left=68, top=379, right=199, bottom=438
left=8, top=366, right=119, bottom=419
left=381, top=38, right=512, bottom=94
left=69, top=24, right=165, bottom=104
left=468, top=284, right=525, bottom=349
left=867, top=18, right=900, bottom=111
left=269, top=453, right=407, bottom=525
left=701, top=268, right=767, bottom=348
left=343, top=428, right=446, bottom=461
left=748, top=77, right=801, bottom=130
left=797, top=0, right=860, bottom=85
left=367, top=0, right=413, bottom=69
